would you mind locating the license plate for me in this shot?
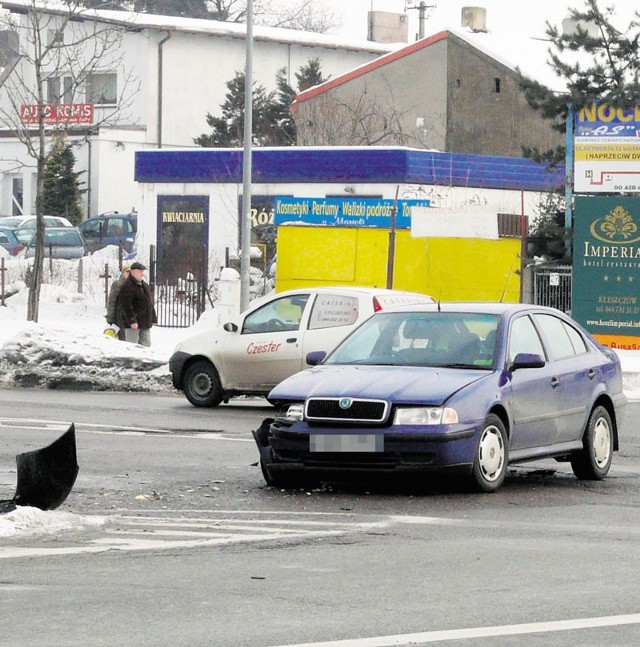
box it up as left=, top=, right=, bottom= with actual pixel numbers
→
left=310, top=434, right=383, bottom=453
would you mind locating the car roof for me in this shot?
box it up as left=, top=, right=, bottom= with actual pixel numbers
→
left=272, top=286, right=434, bottom=299
left=378, top=301, right=570, bottom=317
left=246, top=286, right=435, bottom=311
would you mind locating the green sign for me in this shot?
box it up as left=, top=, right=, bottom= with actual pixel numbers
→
left=573, top=196, right=640, bottom=348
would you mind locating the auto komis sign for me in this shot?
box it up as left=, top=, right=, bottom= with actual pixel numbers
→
left=20, top=103, right=94, bottom=125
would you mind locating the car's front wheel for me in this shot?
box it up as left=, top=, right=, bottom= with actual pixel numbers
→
left=571, top=405, right=613, bottom=480
left=182, top=360, right=223, bottom=407
left=470, top=414, right=508, bottom=492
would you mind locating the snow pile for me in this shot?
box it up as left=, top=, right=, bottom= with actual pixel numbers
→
left=0, top=281, right=194, bottom=392
left=0, top=506, right=105, bottom=538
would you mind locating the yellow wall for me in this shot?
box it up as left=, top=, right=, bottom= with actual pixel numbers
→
left=275, top=226, right=521, bottom=302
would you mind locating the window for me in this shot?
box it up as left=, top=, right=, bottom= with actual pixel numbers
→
left=534, top=314, right=585, bottom=360
left=494, top=77, right=501, bottom=93
left=48, top=28, right=64, bottom=47
left=242, top=295, right=309, bottom=334
left=508, top=315, right=545, bottom=364
left=308, top=294, right=358, bottom=330
left=11, top=177, right=23, bottom=216
left=47, top=76, right=73, bottom=104
left=86, top=73, right=117, bottom=105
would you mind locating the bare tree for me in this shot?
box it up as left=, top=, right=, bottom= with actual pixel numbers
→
left=295, top=77, right=433, bottom=147
left=0, top=0, right=138, bottom=322
left=266, top=0, right=338, bottom=33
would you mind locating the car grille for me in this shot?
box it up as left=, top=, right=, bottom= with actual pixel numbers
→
left=305, top=398, right=389, bottom=423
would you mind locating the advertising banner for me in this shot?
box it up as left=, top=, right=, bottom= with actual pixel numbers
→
left=20, top=103, right=94, bottom=125
left=572, top=196, right=640, bottom=349
left=273, top=197, right=430, bottom=229
left=574, top=104, right=640, bottom=193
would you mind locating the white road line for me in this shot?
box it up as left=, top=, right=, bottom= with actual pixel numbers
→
left=0, top=417, right=252, bottom=441
left=269, top=614, right=640, bottom=646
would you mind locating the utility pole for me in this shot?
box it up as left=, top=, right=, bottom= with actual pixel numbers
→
left=240, top=0, right=254, bottom=312
left=405, top=1, right=436, bottom=40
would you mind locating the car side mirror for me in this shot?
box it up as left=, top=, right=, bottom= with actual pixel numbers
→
left=306, top=350, right=327, bottom=366
left=510, top=352, right=545, bottom=370
left=223, top=322, right=238, bottom=332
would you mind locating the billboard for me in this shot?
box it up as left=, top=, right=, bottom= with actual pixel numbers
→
left=574, top=105, right=640, bottom=193
left=273, top=197, right=430, bottom=228
left=572, top=196, right=640, bottom=349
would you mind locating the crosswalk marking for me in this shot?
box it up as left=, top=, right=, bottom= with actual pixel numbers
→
left=0, top=510, right=395, bottom=559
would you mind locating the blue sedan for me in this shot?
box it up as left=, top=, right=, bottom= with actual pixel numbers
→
left=253, top=303, right=627, bottom=492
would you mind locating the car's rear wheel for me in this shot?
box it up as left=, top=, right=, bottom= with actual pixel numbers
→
left=470, top=414, right=508, bottom=492
left=183, top=360, right=223, bottom=407
left=570, top=405, right=612, bottom=480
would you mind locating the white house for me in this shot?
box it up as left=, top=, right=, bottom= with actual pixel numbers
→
left=0, top=0, right=394, bottom=218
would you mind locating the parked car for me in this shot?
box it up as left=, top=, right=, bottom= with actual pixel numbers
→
left=77, top=212, right=137, bottom=253
left=169, top=287, right=435, bottom=407
left=254, top=302, right=627, bottom=492
left=0, top=226, right=24, bottom=256
left=23, top=227, right=86, bottom=260
left=0, top=215, right=74, bottom=229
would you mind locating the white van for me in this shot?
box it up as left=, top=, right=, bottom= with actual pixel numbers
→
left=169, top=287, right=434, bottom=407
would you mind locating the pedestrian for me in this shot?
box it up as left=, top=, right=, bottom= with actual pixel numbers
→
left=118, top=261, right=157, bottom=347
left=105, top=263, right=131, bottom=341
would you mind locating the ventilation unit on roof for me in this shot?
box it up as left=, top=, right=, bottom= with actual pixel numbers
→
left=461, top=7, right=487, bottom=33
left=367, top=11, right=409, bottom=44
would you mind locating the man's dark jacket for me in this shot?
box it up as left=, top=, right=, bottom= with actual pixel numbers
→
left=118, top=276, right=157, bottom=329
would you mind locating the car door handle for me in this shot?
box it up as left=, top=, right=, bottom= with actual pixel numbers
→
left=588, top=369, right=596, bottom=380
left=286, top=337, right=297, bottom=343
left=550, top=377, right=559, bottom=389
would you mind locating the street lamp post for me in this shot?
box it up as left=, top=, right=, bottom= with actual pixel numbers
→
left=240, top=0, right=254, bottom=312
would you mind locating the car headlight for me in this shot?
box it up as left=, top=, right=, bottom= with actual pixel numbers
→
left=282, top=403, right=304, bottom=421
left=393, top=407, right=459, bottom=425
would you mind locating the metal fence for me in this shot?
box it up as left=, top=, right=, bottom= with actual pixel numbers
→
left=532, top=265, right=572, bottom=314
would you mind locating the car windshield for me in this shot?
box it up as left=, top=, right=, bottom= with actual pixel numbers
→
left=325, top=311, right=500, bottom=369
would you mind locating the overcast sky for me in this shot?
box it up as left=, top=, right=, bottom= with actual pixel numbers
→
left=317, top=0, right=637, bottom=42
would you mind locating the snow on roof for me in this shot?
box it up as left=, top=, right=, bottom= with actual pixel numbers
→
left=0, top=0, right=395, bottom=54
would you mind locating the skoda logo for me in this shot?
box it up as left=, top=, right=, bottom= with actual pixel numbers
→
left=339, top=398, right=352, bottom=410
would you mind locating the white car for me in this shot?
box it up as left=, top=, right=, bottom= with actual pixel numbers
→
left=169, top=287, right=435, bottom=407
left=0, top=215, right=74, bottom=229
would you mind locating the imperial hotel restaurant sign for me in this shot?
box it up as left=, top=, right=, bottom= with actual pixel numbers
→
left=572, top=196, right=640, bottom=349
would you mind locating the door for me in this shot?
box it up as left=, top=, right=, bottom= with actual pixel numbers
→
left=532, top=313, right=593, bottom=444
left=221, top=293, right=311, bottom=390
left=507, top=314, right=560, bottom=450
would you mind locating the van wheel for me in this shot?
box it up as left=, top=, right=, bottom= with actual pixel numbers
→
left=183, top=360, right=223, bottom=407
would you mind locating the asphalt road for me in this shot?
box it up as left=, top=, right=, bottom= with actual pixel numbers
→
left=1, top=387, right=639, bottom=647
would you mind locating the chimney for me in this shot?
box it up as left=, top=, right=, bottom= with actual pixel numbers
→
left=461, top=7, right=487, bottom=33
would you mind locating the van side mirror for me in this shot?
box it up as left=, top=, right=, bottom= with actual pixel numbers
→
left=223, top=322, right=238, bottom=332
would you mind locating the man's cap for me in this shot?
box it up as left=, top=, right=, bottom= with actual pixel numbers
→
left=130, top=262, right=147, bottom=270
